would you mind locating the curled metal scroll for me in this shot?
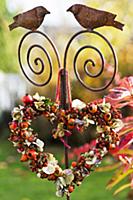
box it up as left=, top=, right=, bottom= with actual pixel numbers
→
left=18, top=31, right=61, bottom=87
left=63, top=30, right=118, bottom=92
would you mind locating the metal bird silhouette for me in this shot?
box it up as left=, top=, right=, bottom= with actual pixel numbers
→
left=9, top=6, right=50, bottom=31
left=67, top=4, right=124, bottom=31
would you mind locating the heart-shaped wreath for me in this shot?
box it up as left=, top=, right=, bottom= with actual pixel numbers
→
left=9, top=93, right=123, bottom=197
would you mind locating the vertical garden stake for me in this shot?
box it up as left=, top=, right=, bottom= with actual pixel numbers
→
left=17, top=29, right=118, bottom=200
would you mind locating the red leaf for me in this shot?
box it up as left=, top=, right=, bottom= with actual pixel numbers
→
left=106, top=76, right=133, bottom=108
left=110, top=132, right=133, bottom=155
left=68, top=140, right=96, bottom=160
left=119, top=132, right=133, bottom=149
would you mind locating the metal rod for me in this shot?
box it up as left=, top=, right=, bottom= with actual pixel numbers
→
left=60, top=69, right=67, bottom=110
left=65, top=136, right=70, bottom=200
left=64, top=136, right=69, bottom=169
left=60, top=69, right=70, bottom=200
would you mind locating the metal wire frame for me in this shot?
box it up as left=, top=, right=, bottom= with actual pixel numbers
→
left=18, top=30, right=117, bottom=91
left=18, top=31, right=61, bottom=87
left=17, top=29, right=118, bottom=200
left=63, top=30, right=118, bottom=92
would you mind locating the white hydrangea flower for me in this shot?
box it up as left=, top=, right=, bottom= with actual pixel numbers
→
left=47, top=153, right=58, bottom=165
left=33, top=139, right=44, bottom=152
left=37, top=173, right=41, bottom=178
left=83, top=117, right=95, bottom=127
left=42, top=164, right=55, bottom=175
left=12, top=142, right=18, bottom=147
left=56, top=190, right=64, bottom=198
left=33, top=93, right=46, bottom=101
left=58, top=177, right=67, bottom=187
left=99, top=99, right=111, bottom=113
left=96, top=126, right=105, bottom=133
left=25, top=140, right=31, bottom=146
left=56, top=177, right=66, bottom=197
left=12, top=107, right=24, bottom=121
left=64, top=169, right=74, bottom=185
left=111, top=119, right=124, bottom=132
left=72, top=99, right=86, bottom=109
left=86, top=156, right=97, bottom=165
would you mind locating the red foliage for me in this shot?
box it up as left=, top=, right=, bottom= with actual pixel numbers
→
left=68, top=140, right=96, bottom=160
left=106, top=76, right=133, bottom=109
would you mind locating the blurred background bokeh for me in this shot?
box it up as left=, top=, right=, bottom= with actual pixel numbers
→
left=0, top=0, right=133, bottom=200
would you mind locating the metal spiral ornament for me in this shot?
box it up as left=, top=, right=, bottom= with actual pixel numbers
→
left=18, top=31, right=61, bottom=87
left=63, top=30, right=118, bottom=92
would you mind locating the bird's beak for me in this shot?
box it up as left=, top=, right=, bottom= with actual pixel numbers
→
left=47, top=10, right=50, bottom=14
left=66, top=8, right=71, bottom=12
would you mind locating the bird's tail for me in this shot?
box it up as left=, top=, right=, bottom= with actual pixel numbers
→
left=113, top=21, right=124, bottom=31
left=9, top=22, right=18, bottom=31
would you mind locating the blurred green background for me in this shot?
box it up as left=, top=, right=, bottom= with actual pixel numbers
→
left=0, top=0, right=133, bottom=199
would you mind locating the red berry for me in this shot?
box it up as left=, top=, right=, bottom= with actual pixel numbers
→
left=20, top=122, right=29, bottom=129
left=27, top=136, right=34, bottom=142
left=89, top=103, right=97, bottom=113
left=20, top=154, right=28, bottom=162
left=104, top=113, right=112, bottom=121
left=22, top=95, right=33, bottom=104
left=9, top=121, right=18, bottom=130
left=68, top=185, right=74, bottom=193
left=71, top=161, right=77, bottom=168
left=27, top=149, right=37, bottom=160
left=68, top=118, right=75, bottom=129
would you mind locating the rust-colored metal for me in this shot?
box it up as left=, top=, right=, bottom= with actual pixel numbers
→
left=18, top=29, right=118, bottom=200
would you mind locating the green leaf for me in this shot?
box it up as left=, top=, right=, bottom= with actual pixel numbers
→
left=117, top=149, right=133, bottom=156
left=107, top=169, right=133, bottom=190
left=96, top=163, right=120, bottom=172
left=113, top=183, right=131, bottom=195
